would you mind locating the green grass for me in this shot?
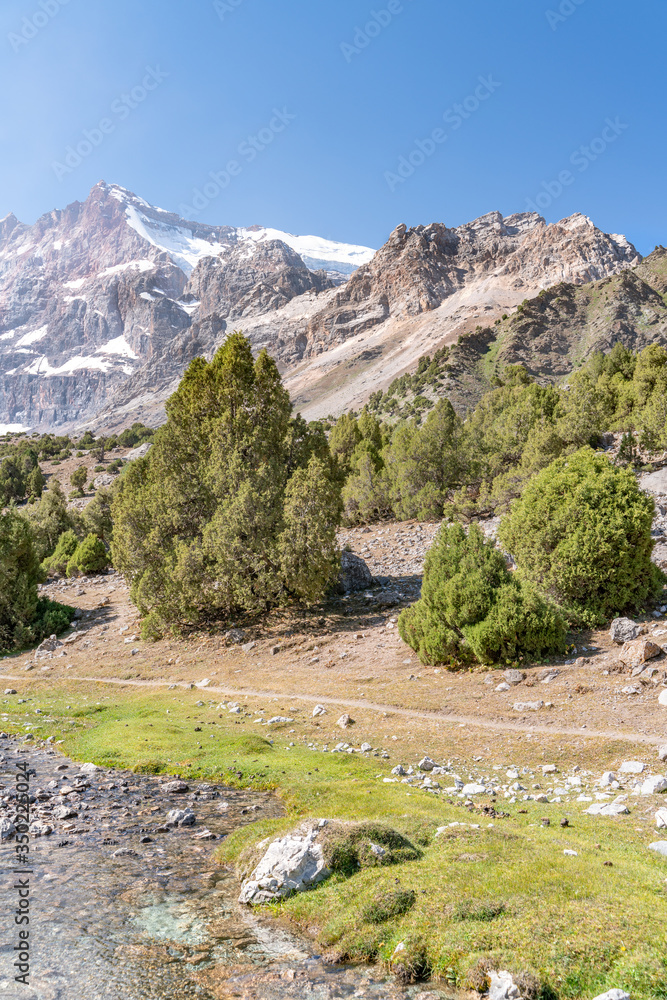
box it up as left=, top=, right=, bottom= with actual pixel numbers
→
left=3, top=683, right=667, bottom=998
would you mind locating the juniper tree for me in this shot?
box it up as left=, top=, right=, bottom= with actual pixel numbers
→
left=112, top=333, right=342, bottom=635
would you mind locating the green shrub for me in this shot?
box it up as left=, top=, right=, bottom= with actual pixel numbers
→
left=42, top=529, right=79, bottom=576
left=66, top=533, right=110, bottom=576
left=362, top=889, right=416, bottom=924
left=498, top=447, right=663, bottom=625
left=0, top=508, right=74, bottom=652
left=70, top=465, right=87, bottom=491
left=398, top=523, right=565, bottom=666
left=321, top=822, right=422, bottom=876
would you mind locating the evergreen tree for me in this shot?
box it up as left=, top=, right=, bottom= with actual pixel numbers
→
left=112, top=333, right=342, bottom=635
left=24, top=479, right=83, bottom=561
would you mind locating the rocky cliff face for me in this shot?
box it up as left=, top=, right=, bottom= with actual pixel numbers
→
left=0, top=184, right=642, bottom=431
left=0, top=182, right=371, bottom=431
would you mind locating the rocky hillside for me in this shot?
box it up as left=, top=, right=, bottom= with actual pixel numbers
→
left=436, top=244, right=667, bottom=410
left=0, top=182, right=643, bottom=431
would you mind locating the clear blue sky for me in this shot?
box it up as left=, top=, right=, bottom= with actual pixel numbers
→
left=0, top=0, right=664, bottom=254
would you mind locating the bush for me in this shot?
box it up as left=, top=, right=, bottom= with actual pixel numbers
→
left=362, top=889, right=416, bottom=924
left=70, top=465, right=87, bottom=491
left=0, top=508, right=74, bottom=651
left=398, top=523, right=565, bottom=666
left=42, top=529, right=79, bottom=576
left=25, top=479, right=83, bottom=562
left=498, top=447, right=663, bottom=625
left=66, top=534, right=110, bottom=576
left=321, top=822, right=422, bottom=876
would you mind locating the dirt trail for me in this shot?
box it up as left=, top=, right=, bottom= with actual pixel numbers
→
left=2, top=671, right=662, bottom=747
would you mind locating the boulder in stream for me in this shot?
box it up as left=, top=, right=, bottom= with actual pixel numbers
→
left=239, top=825, right=330, bottom=904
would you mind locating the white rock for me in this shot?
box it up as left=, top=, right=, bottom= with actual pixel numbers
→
left=659, top=689, right=667, bottom=707
left=360, top=742, right=372, bottom=753
left=228, top=705, right=241, bottom=714
left=640, top=775, right=667, bottom=795
left=29, top=820, right=53, bottom=836
left=563, top=849, right=578, bottom=856
left=418, top=757, right=438, bottom=771
left=658, top=745, right=667, bottom=761
left=167, top=808, right=195, bottom=827
left=238, top=827, right=329, bottom=904
left=78, top=762, right=99, bottom=774
left=592, top=991, right=631, bottom=1000
left=609, top=617, right=643, bottom=644
left=542, top=764, right=558, bottom=774
left=495, top=682, right=511, bottom=692
left=649, top=840, right=667, bottom=856
left=0, top=818, right=15, bottom=840
left=599, top=771, right=617, bottom=787
left=488, top=970, right=521, bottom=1000
left=513, top=701, right=543, bottom=712
left=312, top=705, right=327, bottom=717
left=462, top=783, right=487, bottom=795
left=585, top=802, right=630, bottom=816
left=619, top=761, right=644, bottom=774
left=655, top=807, right=667, bottom=829
left=267, top=716, right=293, bottom=725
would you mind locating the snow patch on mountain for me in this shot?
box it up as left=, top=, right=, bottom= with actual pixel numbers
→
left=237, top=227, right=375, bottom=274
left=96, top=336, right=138, bottom=359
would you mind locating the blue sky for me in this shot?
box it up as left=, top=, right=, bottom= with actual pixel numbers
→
left=0, top=0, right=664, bottom=254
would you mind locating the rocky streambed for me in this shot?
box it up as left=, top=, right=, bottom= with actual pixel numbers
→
left=0, top=738, right=442, bottom=1000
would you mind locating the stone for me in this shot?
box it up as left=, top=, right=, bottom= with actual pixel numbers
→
left=503, top=668, right=526, bottom=685
left=655, top=807, right=667, bottom=829
left=78, top=762, right=98, bottom=774
left=418, top=757, right=438, bottom=771
left=488, top=970, right=521, bottom=1000
left=312, top=705, right=327, bottom=717
left=592, top=991, right=631, bottom=1000
left=610, top=617, right=643, bottom=644
left=54, top=805, right=78, bottom=820
left=360, top=742, right=372, bottom=753
left=112, top=847, right=140, bottom=858
left=585, top=802, right=630, bottom=816
left=192, top=828, right=217, bottom=840
left=238, top=826, right=329, bottom=904
left=123, top=442, right=153, bottom=462
left=600, top=772, right=617, bottom=787
left=0, top=818, right=15, bottom=840
left=462, top=783, right=487, bottom=795
left=167, top=809, right=195, bottom=827
left=495, top=682, right=511, bottom=692
left=336, top=714, right=353, bottom=729
left=513, top=701, right=543, bottom=712
left=640, top=775, right=667, bottom=795
left=267, top=716, right=293, bottom=725
left=339, top=551, right=373, bottom=592
left=542, top=764, right=558, bottom=774
left=160, top=780, right=189, bottom=794
left=35, top=636, right=63, bottom=657
left=659, top=689, right=667, bottom=707
left=659, top=745, right=667, bottom=761
left=391, top=765, right=407, bottom=776
left=242, top=641, right=256, bottom=654
left=619, top=638, right=661, bottom=669
left=4, top=688, right=16, bottom=695
left=619, top=761, right=644, bottom=774
left=29, top=820, right=53, bottom=836
left=224, top=628, right=245, bottom=644
left=649, top=841, right=667, bottom=857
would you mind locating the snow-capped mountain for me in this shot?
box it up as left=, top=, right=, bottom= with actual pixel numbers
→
left=0, top=182, right=374, bottom=431
left=0, top=181, right=642, bottom=433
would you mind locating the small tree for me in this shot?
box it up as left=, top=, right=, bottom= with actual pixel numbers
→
left=42, top=529, right=79, bottom=576
left=66, top=534, right=110, bottom=576
left=498, top=447, right=662, bottom=624
left=24, top=479, right=83, bottom=562
left=70, top=466, right=88, bottom=492
left=398, top=523, right=564, bottom=666
left=26, top=465, right=45, bottom=499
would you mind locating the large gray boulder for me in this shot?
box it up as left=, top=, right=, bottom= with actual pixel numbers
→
left=339, top=550, right=373, bottom=592
left=239, top=826, right=329, bottom=904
